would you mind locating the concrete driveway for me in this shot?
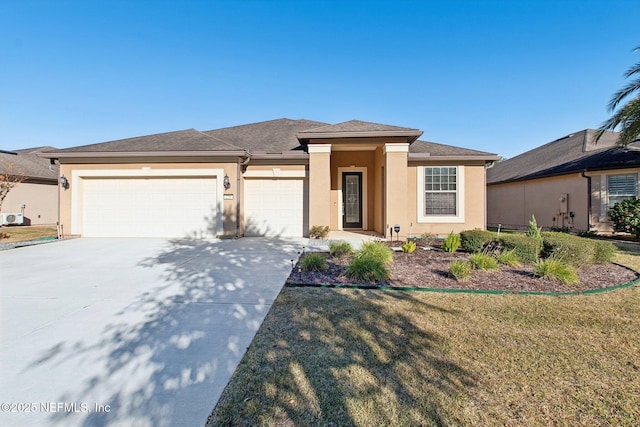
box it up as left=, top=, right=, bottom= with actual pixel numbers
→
left=0, top=237, right=305, bottom=427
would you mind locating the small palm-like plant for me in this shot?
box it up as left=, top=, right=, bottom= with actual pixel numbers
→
left=442, top=231, right=461, bottom=253
left=401, top=240, right=416, bottom=254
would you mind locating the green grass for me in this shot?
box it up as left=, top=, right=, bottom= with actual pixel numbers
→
left=345, top=255, right=390, bottom=282
left=329, top=241, right=354, bottom=258
left=208, top=245, right=640, bottom=426
left=0, top=225, right=57, bottom=243
left=358, top=241, right=393, bottom=265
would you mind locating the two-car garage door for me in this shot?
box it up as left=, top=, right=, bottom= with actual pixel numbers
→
left=81, top=177, right=217, bottom=238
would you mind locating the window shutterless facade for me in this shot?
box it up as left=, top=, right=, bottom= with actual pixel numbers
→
left=416, top=166, right=465, bottom=223
left=607, top=174, right=637, bottom=207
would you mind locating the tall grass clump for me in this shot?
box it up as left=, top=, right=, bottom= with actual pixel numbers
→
left=468, top=253, right=498, bottom=270
left=495, top=249, right=522, bottom=267
left=534, top=257, right=578, bottom=285
left=299, top=253, right=328, bottom=272
left=358, top=241, right=393, bottom=265
left=329, top=241, right=353, bottom=258
left=449, top=260, right=472, bottom=281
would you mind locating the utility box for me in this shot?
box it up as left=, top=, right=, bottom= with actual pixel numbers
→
left=559, top=193, right=568, bottom=214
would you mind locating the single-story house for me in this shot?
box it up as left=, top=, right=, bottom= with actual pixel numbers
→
left=487, top=129, right=640, bottom=233
left=1, top=146, right=59, bottom=225
left=40, top=118, right=499, bottom=239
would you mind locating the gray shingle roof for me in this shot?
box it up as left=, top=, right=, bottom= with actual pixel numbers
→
left=299, top=120, right=419, bottom=134
left=205, top=118, right=328, bottom=153
left=0, top=147, right=58, bottom=180
left=486, top=129, right=638, bottom=184
left=409, top=139, right=497, bottom=157
left=46, top=129, right=243, bottom=153
left=40, top=118, right=497, bottom=159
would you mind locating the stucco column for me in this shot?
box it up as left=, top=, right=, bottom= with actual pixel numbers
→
left=384, top=143, right=409, bottom=239
left=308, top=144, right=332, bottom=231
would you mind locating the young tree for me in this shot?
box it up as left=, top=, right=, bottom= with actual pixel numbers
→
left=598, top=45, right=640, bottom=146
left=0, top=161, right=26, bottom=213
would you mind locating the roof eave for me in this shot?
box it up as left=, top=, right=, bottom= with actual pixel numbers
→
left=249, top=152, right=309, bottom=160
left=38, top=150, right=248, bottom=159
left=409, top=154, right=501, bottom=161
left=296, top=130, right=423, bottom=141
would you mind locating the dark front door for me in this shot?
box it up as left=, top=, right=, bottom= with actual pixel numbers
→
left=342, top=172, right=363, bottom=228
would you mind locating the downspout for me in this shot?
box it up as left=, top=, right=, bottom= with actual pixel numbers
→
left=236, top=152, right=251, bottom=238
left=581, top=169, right=592, bottom=231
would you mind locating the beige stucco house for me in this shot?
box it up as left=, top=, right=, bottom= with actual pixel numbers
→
left=487, top=129, right=640, bottom=233
left=41, top=119, right=499, bottom=239
left=1, top=147, right=59, bottom=225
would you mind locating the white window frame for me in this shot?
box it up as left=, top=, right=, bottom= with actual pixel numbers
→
left=600, top=172, right=639, bottom=220
left=416, top=165, right=465, bottom=223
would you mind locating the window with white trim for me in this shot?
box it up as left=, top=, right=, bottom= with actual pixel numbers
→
left=416, top=166, right=465, bottom=223
left=608, top=174, right=637, bottom=207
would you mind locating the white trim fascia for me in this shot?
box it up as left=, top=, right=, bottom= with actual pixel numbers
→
left=243, top=169, right=308, bottom=178
left=71, top=168, right=225, bottom=236
left=384, top=143, right=409, bottom=153
left=416, top=165, right=465, bottom=224
left=307, top=144, right=332, bottom=153
left=337, top=166, right=368, bottom=230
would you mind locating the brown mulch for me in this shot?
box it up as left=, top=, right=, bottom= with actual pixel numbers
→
left=286, top=243, right=639, bottom=293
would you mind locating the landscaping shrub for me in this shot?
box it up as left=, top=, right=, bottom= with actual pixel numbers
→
left=309, top=225, right=330, bottom=239
left=442, top=231, right=461, bottom=253
left=449, top=260, right=472, bottom=281
left=468, top=253, right=498, bottom=270
left=299, top=253, right=328, bottom=272
left=401, top=240, right=416, bottom=254
left=534, top=257, right=579, bottom=285
left=498, top=234, right=541, bottom=264
left=358, top=241, right=393, bottom=265
left=495, top=249, right=522, bottom=267
left=608, top=198, right=640, bottom=237
left=329, top=241, right=353, bottom=258
left=346, top=255, right=390, bottom=282
left=591, top=239, right=616, bottom=264
left=526, top=214, right=543, bottom=244
left=460, top=229, right=496, bottom=253
left=541, top=232, right=594, bottom=267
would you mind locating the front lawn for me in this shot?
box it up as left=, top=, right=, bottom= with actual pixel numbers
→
left=208, top=251, right=640, bottom=426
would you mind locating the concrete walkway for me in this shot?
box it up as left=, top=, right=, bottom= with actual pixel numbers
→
left=0, top=237, right=305, bottom=427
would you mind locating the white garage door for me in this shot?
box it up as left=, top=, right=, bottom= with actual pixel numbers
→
left=244, top=179, right=306, bottom=237
left=82, top=177, right=217, bottom=238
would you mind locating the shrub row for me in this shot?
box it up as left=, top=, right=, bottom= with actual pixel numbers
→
left=458, top=229, right=615, bottom=266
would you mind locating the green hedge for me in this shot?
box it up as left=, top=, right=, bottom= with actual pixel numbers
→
left=498, top=234, right=541, bottom=264
left=460, top=229, right=496, bottom=253
left=541, top=232, right=616, bottom=266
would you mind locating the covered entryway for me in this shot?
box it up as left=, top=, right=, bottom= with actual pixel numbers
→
left=243, top=178, right=307, bottom=237
left=81, top=177, right=218, bottom=238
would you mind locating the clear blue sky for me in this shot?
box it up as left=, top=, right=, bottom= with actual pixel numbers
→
left=1, top=0, right=639, bottom=159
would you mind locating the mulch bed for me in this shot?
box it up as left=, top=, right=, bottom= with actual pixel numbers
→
left=286, top=242, right=640, bottom=293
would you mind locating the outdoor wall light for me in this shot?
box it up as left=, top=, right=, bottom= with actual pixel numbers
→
left=223, top=174, right=231, bottom=190
left=60, top=175, right=70, bottom=190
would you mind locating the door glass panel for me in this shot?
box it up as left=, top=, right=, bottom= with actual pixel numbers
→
left=345, top=175, right=360, bottom=224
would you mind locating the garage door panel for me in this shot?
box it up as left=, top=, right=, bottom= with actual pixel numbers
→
left=244, top=179, right=305, bottom=237
left=82, top=177, right=217, bottom=238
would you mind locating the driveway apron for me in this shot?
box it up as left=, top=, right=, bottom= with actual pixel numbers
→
left=0, top=237, right=305, bottom=427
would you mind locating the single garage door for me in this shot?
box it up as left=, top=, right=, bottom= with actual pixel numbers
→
left=244, top=178, right=306, bottom=237
left=82, top=177, right=217, bottom=238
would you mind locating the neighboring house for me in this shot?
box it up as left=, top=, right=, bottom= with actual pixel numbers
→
left=41, top=118, right=499, bottom=239
left=0, top=146, right=59, bottom=225
left=487, top=129, right=640, bottom=233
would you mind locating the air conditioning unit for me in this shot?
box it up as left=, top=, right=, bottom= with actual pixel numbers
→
left=1, top=213, right=24, bottom=225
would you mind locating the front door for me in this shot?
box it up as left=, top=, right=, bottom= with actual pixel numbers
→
left=342, top=172, right=363, bottom=228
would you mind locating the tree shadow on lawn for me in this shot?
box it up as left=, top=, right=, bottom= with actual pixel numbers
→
left=210, top=287, right=477, bottom=426
left=26, top=236, right=304, bottom=427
